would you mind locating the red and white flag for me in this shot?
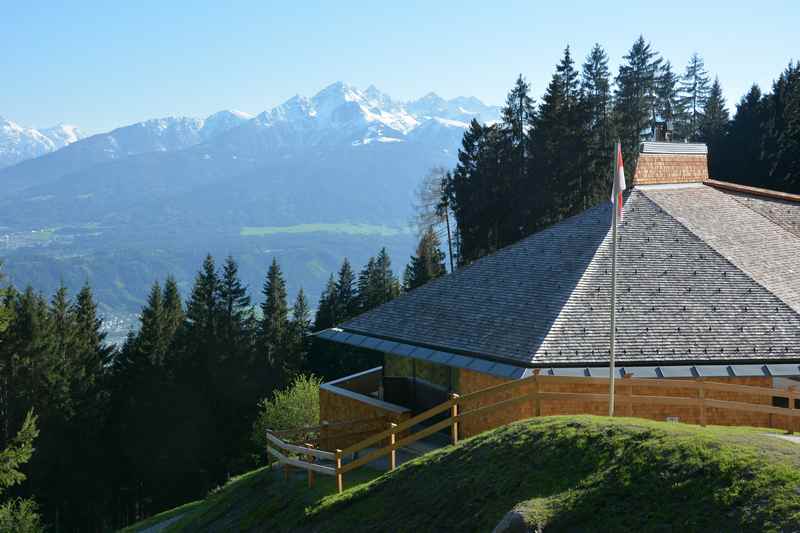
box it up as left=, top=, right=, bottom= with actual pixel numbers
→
left=611, top=142, right=626, bottom=222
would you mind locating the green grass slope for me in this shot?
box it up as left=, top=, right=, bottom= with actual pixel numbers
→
left=126, top=416, right=800, bottom=532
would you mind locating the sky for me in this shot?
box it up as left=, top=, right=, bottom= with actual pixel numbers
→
left=2, top=0, right=798, bottom=134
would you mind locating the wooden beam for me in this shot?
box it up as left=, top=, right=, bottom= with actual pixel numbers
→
left=266, top=432, right=336, bottom=461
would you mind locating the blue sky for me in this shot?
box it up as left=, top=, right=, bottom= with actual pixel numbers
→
left=2, top=0, right=797, bottom=133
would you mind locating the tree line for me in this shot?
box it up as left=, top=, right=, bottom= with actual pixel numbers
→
left=0, top=234, right=446, bottom=531
left=441, top=37, right=799, bottom=265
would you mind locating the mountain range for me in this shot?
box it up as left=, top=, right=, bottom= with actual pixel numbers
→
left=0, top=82, right=499, bottom=340
left=0, top=117, right=83, bottom=169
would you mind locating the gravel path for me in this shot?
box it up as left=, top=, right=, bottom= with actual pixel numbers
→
left=137, top=513, right=186, bottom=533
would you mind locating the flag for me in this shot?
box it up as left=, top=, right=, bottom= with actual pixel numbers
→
left=611, top=142, right=626, bottom=222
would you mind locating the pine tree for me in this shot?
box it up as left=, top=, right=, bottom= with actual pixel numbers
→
left=0, top=410, right=41, bottom=532
left=533, top=46, right=587, bottom=222
left=764, top=62, right=800, bottom=192
left=185, top=255, right=220, bottom=340
left=581, top=43, right=615, bottom=207
left=614, top=36, right=662, bottom=163
left=217, top=256, right=252, bottom=350
left=404, top=227, right=447, bottom=291
left=656, top=61, right=682, bottom=134
left=678, top=52, right=711, bottom=140
left=138, top=281, right=165, bottom=365
left=313, top=275, right=338, bottom=331
left=700, top=77, right=730, bottom=176
left=161, top=276, right=184, bottom=342
left=288, top=288, right=311, bottom=373
left=334, top=258, right=356, bottom=322
left=259, top=258, right=289, bottom=378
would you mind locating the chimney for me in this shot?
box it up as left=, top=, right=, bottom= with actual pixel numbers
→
left=632, top=142, right=709, bottom=187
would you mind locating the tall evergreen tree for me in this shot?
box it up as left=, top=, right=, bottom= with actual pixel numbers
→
left=700, top=77, right=730, bottom=176
left=581, top=43, right=615, bottom=207
left=313, top=275, right=338, bottom=331
left=259, top=258, right=289, bottom=379
left=334, top=258, right=356, bottom=322
left=656, top=60, right=682, bottom=134
left=161, top=276, right=184, bottom=342
left=678, top=52, right=711, bottom=140
left=288, top=288, right=311, bottom=374
left=217, top=256, right=252, bottom=350
left=403, top=227, right=447, bottom=291
left=614, top=36, right=662, bottom=164
left=763, top=62, right=800, bottom=192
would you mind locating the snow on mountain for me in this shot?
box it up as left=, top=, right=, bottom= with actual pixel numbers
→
left=0, top=117, right=83, bottom=169
left=242, top=82, right=498, bottom=150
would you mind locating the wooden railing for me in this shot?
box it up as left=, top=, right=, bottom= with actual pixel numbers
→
left=270, top=374, right=800, bottom=493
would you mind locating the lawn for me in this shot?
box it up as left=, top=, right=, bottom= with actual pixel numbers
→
left=124, top=416, right=800, bottom=532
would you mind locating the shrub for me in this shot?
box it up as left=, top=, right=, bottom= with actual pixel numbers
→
left=252, top=375, right=322, bottom=458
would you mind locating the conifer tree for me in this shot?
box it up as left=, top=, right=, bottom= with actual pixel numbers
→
left=615, top=36, right=662, bottom=163
left=259, top=258, right=289, bottom=378
left=313, top=275, right=338, bottom=331
left=138, top=281, right=165, bottom=364
left=217, top=256, right=252, bottom=350
left=161, top=276, right=184, bottom=342
left=700, top=77, right=730, bottom=176
left=763, top=62, right=800, bottom=192
left=656, top=61, right=682, bottom=133
left=288, top=289, right=311, bottom=373
left=0, top=410, right=41, bottom=532
left=581, top=43, right=614, bottom=207
left=334, top=258, right=356, bottom=322
left=404, top=227, right=447, bottom=291
left=678, top=52, right=711, bottom=140
left=185, top=255, right=220, bottom=341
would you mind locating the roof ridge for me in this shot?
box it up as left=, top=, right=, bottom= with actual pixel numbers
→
left=642, top=187, right=800, bottom=316
left=705, top=179, right=800, bottom=203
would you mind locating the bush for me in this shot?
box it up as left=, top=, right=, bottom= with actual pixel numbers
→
left=252, top=375, right=322, bottom=458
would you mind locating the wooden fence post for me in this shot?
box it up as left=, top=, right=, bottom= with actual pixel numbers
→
left=788, top=386, right=796, bottom=435
left=698, top=378, right=707, bottom=427
left=450, top=393, right=460, bottom=445
left=622, top=373, right=633, bottom=417
left=388, top=422, right=397, bottom=471
left=305, top=443, right=316, bottom=489
left=533, top=370, right=541, bottom=417
left=335, top=449, right=343, bottom=494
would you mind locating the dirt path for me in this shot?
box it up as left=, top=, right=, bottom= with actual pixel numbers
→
left=137, top=513, right=185, bottom=533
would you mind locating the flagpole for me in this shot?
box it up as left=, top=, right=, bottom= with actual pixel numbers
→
left=608, top=142, right=619, bottom=417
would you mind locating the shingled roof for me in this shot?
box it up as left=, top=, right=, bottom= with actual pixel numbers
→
left=328, top=180, right=800, bottom=370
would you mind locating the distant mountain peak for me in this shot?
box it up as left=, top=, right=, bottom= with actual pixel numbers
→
left=0, top=116, right=84, bottom=169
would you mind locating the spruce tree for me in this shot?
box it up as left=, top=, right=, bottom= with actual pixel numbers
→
left=764, top=62, right=800, bottom=192
left=161, top=276, right=184, bottom=342
left=288, top=288, right=311, bottom=373
left=717, top=84, right=766, bottom=185
left=0, top=410, right=41, bottom=532
left=185, top=255, right=220, bottom=341
left=581, top=43, right=614, bottom=207
left=700, top=77, right=730, bottom=176
left=313, top=275, right=337, bottom=331
left=138, top=281, right=165, bottom=364
left=217, top=256, right=252, bottom=350
left=656, top=61, right=682, bottom=134
left=404, top=227, right=447, bottom=291
left=259, top=258, right=289, bottom=379
left=334, top=258, right=356, bottom=321
left=614, top=36, right=662, bottom=163
left=678, top=52, right=711, bottom=140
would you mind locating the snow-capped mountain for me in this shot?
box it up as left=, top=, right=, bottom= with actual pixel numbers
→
left=0, top=82, right=499, bottom=199
left=0, top=82, right=499, bottom=325
left=0, top=117, right=83, bottom=169
left=0, top=110, right=253, bottom=192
